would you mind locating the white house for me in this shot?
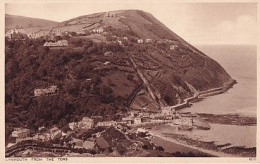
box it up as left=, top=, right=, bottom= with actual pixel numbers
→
left=105, top=11, right=119, bottom=17
left=6, top=143, right=16, bottom=148
left=5, top=29, right=26, bottom=39
left=50, top=29, right=62, bottom=36
left=78, top=117, right=94, bottom=129
left=38, top=126, right=46, bottom=131
left=34, top=85, right=58, bottom=97
left=146, top=39, right=152, bottom=43
left=123, top=37, right=128, bottom=40
left=44, top=40, right=68, bottom=47
left=91, top=27, right=104, bottom=33
left=104, top=51, right=113, bottom=56
left=69, top=122, right=78, bottom=130
left=137, top=39, right=143, bottom=44
left=104, top=61, right=110, bottom=65
left=96, top=121, right=117, bottom=127
left=11, top=128, right=30, bottom=138
left=170, top=45, right=177, bottom=50
left=33, top=133, right=49, bottom=141
left=56, top=40, right=69, bottom=47
left=5, top=29, right=18, bottom=38
left=117, top=40, right=122, bottom=45
left=49, top=127, right=62, bottom=140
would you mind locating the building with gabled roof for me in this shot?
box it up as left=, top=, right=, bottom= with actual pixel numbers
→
left=69, top=122, right=78, bottom=130
left=137, top=39, right=143, bottom=43
left=49, top=127, right=62, bottom=140
left=82, top=140, right=95, bottom=150
left=96, top=121, right=117, bottom=127
left=91, top=27, right=104, bottom=34
left=146, top=39, right=152, bottom=43
left=71, top=138, right=83, bottom=147
left=65, top=131, right=76, bottom=140
left=43, top=40, right=68, bottom=47
left=95, top=136, right=110, bottom=151
left=11, top=128, right=30, bottom=138
left=34, top=85, right=58, bottom=97
left=78, top=117, right=94, bottom=129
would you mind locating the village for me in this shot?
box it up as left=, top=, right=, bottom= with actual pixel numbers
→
left=5, top=27, right=170, bottom=47
left=6, top=101, right=213, bottom=157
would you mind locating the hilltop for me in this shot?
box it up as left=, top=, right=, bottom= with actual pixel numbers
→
left=5, top=10, right=235, bottom=132
left=5, top=14, right=58, bottom=33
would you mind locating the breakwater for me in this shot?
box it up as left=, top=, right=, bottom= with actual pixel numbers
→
left=163, top=80, right=236, bottom=111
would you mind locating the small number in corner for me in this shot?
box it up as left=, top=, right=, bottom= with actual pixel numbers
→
left=249, top=157, right=256, bottom=161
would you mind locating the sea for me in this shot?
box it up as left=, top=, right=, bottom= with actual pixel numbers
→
left=182, top=44, right=257, bottom=117
left=153, top=44, right=257, bottom=149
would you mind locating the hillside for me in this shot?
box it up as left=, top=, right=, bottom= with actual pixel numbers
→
left=5, top=14, right=58, bottom=33
left=5, top=10, right=235, bottom=132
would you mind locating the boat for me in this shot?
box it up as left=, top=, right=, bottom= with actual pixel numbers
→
left=177, top=118, right=193, bottom=131
left=178, top=124, right=193, bottom=131
left=192, top=117, right=211, bottom=130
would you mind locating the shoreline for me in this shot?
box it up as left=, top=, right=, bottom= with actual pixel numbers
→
left=164, top=80, right=237, bottom=111
left=149, top=79, right=257, bottom=157
left=149, top=130, right=256, bottom=157
left=148, top=131, right=236, bottom=157
left=164, top=132, right=256, bottom=157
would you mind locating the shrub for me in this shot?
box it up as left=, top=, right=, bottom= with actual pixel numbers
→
left=126, top=74, right=134, bottom=81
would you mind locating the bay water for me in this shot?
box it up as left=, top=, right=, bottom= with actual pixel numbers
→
left=154, top=45, right=257, bottom=149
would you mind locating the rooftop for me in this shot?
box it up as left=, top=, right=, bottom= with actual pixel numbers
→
left=96, top=137, right=110, bottom=149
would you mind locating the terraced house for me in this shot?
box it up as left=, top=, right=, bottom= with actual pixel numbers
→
left=43, top=40, right=69, bottom=47
left=34, top=85, right=58, bottom=96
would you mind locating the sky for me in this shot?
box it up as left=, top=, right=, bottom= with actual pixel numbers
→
left=5, top=1, right=257, bottom=45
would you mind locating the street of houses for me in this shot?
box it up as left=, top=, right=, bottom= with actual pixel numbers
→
left=7, top=105, right=199, bottom=153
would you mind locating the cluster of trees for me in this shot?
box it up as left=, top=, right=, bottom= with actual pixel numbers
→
left=6, top=27, right=179, bottom=134
left=5, top=37, right=132, bottom=133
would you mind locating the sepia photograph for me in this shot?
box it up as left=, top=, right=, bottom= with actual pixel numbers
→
left=3, top=0, right=258, bottom=160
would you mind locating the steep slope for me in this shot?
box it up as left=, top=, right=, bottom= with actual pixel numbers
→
left=51, top=9, right=234, bottom=92
left=5, top=10, right=235, bottom=130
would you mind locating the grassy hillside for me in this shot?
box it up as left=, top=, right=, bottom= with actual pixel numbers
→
left=5, top=10, right=234, bottom=132
left=5, top=14, right=58, bottom=32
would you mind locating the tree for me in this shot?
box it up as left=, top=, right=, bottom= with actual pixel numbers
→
left=70, top=32, right=77, bottom=36
left=127, top=74, right=134, bottom=81
left=116, top=144, right=126, bottom=155
left=55, top=35, right=62, bottom=41
left=69, top=38, right=83, bottom=47
left=157, top=146, right=164, bottom=151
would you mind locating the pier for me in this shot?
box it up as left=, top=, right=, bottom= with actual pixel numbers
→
left=162, top=80, right=236, bottom=111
